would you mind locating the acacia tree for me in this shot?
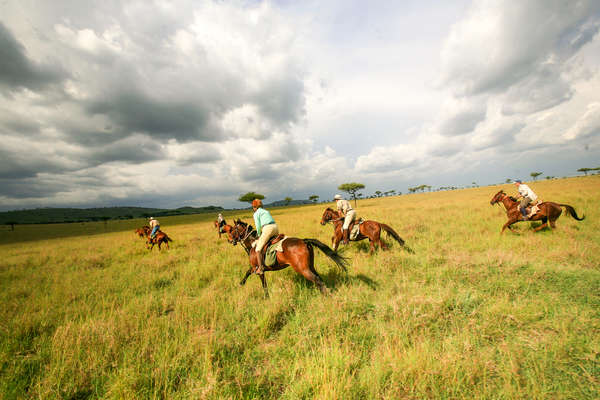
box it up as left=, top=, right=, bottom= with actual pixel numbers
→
left=238, top=192, right=265, bottom=205
left=338, top=182, right=365, bottom=207
left=578, top=167, right=592, bottom=176
left=530, top=172, right=542, bottom=181
left=284, top=197, right=292, bottom=206
left=309, top=195, right=319, bottom=203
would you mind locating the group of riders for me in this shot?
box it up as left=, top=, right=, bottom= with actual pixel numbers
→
left=214, top=194, right=361, bottom=274
left=153, top=180, right=541, bottom=270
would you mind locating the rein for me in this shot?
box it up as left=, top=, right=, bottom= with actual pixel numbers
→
left=494, top=192, right=516, bottom=213
left=233, top=223, right=256, bottom=255
left=324, top=211, right=343, bottom=225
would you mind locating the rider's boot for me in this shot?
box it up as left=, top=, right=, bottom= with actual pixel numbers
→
left=342, top=228, right=350, bottom=244
left=255, top=248, right=266, bottom=274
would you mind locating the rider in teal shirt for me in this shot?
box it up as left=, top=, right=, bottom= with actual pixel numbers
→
left=253, top=206, right=275, bottom=236
left=252, top=199, right=279, bottom=274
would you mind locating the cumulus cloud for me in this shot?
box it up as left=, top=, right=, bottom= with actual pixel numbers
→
left=0, top=22, right=65, bottom=90
left=0, top=1, right=599, bottom=210
left=435, top=97, right=487, bottom=136
left=564, top=102, right=600, bottom=140
left=440, top=1, right=600, bottom=96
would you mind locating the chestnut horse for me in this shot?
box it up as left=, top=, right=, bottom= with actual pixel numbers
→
left=135, top=226, right=150, bottom=238
left=214, top=220, right=233, bottom=239
left=320, top=208, right=413, bottom=254
left=145, top=230, right=173, bottom=250
left=228, top=219, right=348, bottom=297
left=490, top=190, right=584, bottom=233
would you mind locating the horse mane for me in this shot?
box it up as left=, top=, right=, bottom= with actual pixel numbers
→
left=508, top=195, right=518, bottom=201
left=235, top=219, right=256, bottom=232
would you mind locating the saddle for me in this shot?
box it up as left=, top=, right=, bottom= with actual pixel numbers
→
left=264, top=234, right=287, bottom=267
left=267, top=234, right=286, bottom=247
left=524, top=201, right=542, bottom=218
left=348, top=218, right=364, bottom=240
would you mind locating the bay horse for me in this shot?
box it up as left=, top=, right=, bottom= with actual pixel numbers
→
left=320, top=208, right=413, bottom=254
left=490, top=190, right=584, bottom=233
left=145, top=230, right=173, bottom=250
left=214, top=220, right=232, bottom=239
left=135, top=226, right=150, bottom=238
left=228, top=219, right=348, bottom=297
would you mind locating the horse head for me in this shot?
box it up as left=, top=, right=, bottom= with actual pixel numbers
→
left=229, top=219, right=256, bottom=245
left=490, top=190, right=505, bottom=205
left=320, top=208, right=337, bottom=225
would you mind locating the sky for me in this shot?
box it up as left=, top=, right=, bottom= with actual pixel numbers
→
left=1, top=0, right=599, bottom=210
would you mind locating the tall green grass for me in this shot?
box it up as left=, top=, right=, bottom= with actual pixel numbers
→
left=1, top=177, right=598, bottom=399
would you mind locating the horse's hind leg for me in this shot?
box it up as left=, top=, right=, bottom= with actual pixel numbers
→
left=308, top=262, right=328, bottom=294
left=295, top=262, right=328, bottom=294
left=376, top=230, right=388, bottom=251
left=534, top=217, right=549, bottom=232
left=368, top=239, right=376, bottom=254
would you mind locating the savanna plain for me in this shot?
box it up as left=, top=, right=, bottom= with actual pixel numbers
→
left=1, top=176, right=599, bottom=399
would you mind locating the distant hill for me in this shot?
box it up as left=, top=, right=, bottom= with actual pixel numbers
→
left=0, top=205, right=224, bottom=225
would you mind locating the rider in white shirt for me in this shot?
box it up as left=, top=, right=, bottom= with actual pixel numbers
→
left=514, top=180, right=538, bottom=220
left=334, top=194, right=356, bottom=244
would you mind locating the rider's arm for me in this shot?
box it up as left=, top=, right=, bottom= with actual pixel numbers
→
left=254, top=211, right=262, bottom=236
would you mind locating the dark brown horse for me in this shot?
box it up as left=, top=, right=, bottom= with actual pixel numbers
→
left=228, top=219, right=348, bottom=297
left=320, top=208, right=413, bottom=254
left=490, top=190, right=584, bottom=233
left=145, top=230, right=173, bottom=250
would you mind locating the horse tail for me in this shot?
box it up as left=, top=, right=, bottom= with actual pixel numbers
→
left=303, top=238, right=349, bottom=272
left=558, top=204, right=585, bottom=221
left=380, top=224, right=414, bottom=254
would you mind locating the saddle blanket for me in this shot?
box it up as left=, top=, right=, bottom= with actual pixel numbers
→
left=265, top=236, right=288, bottom=267
left=527, top=201, right=542, bottom=218
left=350, top=219, right=364, bottom=240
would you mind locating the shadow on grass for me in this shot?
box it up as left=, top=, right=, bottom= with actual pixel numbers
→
left=289, top=267, right=380, bottom=293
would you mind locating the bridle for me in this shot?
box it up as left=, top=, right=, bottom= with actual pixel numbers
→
left=231, top=222, right=256, bottom=255
left=321, top=209, right=343, bottom=225
left=492, top=191, right=512, bottom=212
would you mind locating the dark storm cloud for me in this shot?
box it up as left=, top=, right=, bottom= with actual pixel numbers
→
left=0, top=109, right=41, bottom=135
left=86, top=91, right=219, bottom=143
left=439, top=106, right=486, bottom=137
left=0, top=147, right=72, bottom=180
left=88, top=135, right=166, bottom=164
left=0, top=22, right=65, bottom=91
left=252, top=75, right=305, bottom=126
left=472, top=122, right=524, bottom=151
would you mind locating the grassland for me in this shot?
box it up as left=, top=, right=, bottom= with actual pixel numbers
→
left=1, top=176, right=599, bottom=399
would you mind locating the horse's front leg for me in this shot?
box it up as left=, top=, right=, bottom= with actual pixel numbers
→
left=240, top=268, right=252, bottom=286
left=259, top=273, right=269, bottom=298
left=332, top=231, right=341, bottom=252
left=501, top=218, right=519, bottom=234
